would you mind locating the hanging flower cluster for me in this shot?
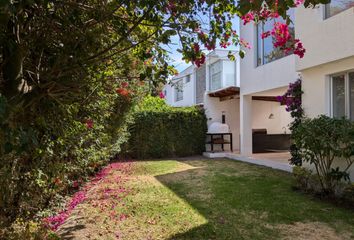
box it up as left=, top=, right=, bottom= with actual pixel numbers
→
left=241, top=1, right=306, bottom=58
left=277, top=78, right=304, bottom=166
left=276, top=79, right=303, bottom=119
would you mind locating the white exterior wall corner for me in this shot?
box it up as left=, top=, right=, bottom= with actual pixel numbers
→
left=301, top=57, right=354, bottom=119
left=296, top=5, right=354, bottom=181
left=295, top=5, right=354, bottom=71
left=239, top=21, right=298, bottom=155
left=239, top=24, right=298, bottom=96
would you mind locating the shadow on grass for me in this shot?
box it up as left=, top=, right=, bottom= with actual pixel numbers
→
left=57, top=216, right=86, bottom=240
left=154, top=158, right=354, bottom=240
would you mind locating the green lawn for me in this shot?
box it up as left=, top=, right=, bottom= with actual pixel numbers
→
left=58, top=159, right=354, bottom=240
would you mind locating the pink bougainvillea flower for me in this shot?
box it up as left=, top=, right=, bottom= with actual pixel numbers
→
left=271, top=22, right=291, bottom=48
left=240, top=38, right=251, bottom=49
left=261, top=31, right=271, bottom=39
left=241, top=12, right=254, bottom=25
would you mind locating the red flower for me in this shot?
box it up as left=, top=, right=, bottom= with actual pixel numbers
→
left=116, top=88, right=130, bottom=97
left=72, top=181, right=79, bottom=188
left=121, top=82, right=129, bottom=88
left=159, top=92, right=165, bottom=99
left=85, top=119, right=94, bottom=129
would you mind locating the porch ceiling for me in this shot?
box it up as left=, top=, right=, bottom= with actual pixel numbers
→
left=208, top=86, right=240, bottom=98
left=252, top=96, right=285, bottom=105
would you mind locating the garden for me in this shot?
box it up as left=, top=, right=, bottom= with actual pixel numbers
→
left=34, top=159, right=354, bottom=239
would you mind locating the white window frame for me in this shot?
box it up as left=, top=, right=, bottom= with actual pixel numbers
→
left=256, top=9, right=295, bottom=67
left=324, top=1, right=354, bottom=19
left=330, top=71, right=354, bottom=119
left=209, top=60, right=223, bottom=91
left=175, top=80, right=183, bottom=102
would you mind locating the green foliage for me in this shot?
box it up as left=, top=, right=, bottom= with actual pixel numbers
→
left=0, top=67, right=146, bottom=233
left=292, top=115, right=354, bottom=194
left=126, top=96, right=207, bottom=159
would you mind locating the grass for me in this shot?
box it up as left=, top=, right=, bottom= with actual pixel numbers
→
left=57, top=158, right=354, bottom=240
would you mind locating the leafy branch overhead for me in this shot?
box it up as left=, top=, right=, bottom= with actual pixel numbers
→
left=0, top=0, right=331, bottom=101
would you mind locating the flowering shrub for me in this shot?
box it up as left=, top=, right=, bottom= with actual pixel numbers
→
left=277, top=79, right=303, bottom=121
left=277, top=79, right=304, bottom=166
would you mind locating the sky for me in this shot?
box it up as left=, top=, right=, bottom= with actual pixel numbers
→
left=165, top=14, right=240, bottom=73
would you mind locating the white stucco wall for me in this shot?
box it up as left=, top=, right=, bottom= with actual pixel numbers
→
left=252, top=101, right=292, bottom=134
left=300, top=57, right=354, bottom=182
left=297, top=5, right=354, bottom=181
left=301, top=56, right=354, bottom=119
left=239, top=22, right=298, bottom=155
left=204, top=94, right=240, bottom=152
left=239, top=24, right=298, bottom=96
left=296, top=5, right=354, bottom=71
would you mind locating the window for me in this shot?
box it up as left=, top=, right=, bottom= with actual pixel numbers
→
left=175, top=80, right=183, bottom=102
left=209, top=61, right=222, bottom=90
left=185, top=74, right=191, bottom=83
left=325, top=0, right=354, bottom=18
left=331, top=71, right=354, bottom=120
left=257, top=9, right=295, bottom=66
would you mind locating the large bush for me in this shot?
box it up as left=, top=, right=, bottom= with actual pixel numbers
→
left=292, top=115, right=354, bottom=194
left=125, top=96, right=207, bottom=159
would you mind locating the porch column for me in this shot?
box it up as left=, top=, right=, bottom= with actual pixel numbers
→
left=240, top=94, right=252, bottom=155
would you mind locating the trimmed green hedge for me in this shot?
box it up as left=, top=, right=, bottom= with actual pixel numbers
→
left=126, top=96, right=207, bottom=159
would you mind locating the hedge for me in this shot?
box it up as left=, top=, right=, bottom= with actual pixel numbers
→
left=126, top=96, right=207, bottom=159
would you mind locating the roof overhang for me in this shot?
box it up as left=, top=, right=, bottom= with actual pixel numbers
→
left=208, top=86, right=240, bottom=98
left=252, top=96, right=285, bottom=105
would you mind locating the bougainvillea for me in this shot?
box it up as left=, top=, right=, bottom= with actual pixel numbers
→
left=43, top=162, right=133, bottom=231
left=241, top=2, right=306, bottom=59
left=277, top=79, right=304, bottom=166
left=277, top=79, right=303, bottom=120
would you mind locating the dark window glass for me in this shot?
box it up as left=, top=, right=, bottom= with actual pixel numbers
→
left=349, top=72, right=354, bottom=120
left=257, top=9, right=295, bottom=65
left=332, top=75, right=346, bottom=118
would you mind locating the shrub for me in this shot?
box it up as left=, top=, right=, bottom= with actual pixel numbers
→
left=125, top=96, right=207, bottom=159
left=0, top=71, right=146, bottom=234
left=277, top=79, right=304, bottom=166
left=292, top=115, right=354, bottom=194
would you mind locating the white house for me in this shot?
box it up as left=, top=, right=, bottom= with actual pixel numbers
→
left=163, top=50, right=240, bottom=152
left=164, top=1, right=354, bottom=178
left=164, top=65, right=195, bottom=107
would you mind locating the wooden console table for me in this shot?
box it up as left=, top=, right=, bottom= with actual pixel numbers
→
left=206, top=133, right=233, bottom=152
